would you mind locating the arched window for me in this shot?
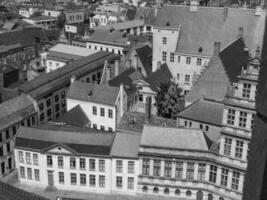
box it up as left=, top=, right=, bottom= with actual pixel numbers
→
left=208, top=193, right=213, bottom=200
left=142, top=186, right=148, bottom=192
left=175, top=189, right=180, bottom=195
left=153, top=187, right=159, bottom=193
left=164, top=188, right=169, bottom=194
left=186, top=190, right=192, bottom=197
left=219, top=197, right=224, bottom=200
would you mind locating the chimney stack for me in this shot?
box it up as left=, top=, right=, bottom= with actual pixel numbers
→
left=213, top=42, right=221, bottom=57
left=120, top=83, right=124, bottom=117
left=145, top=96, right=152, bottom=123
left=71, top=75, right=76, bottom=83
left=114, top=59, right=119, bottom=77
left=106, top=66, right=111, bottom=83
left=223, top=7, right=228, bottom=21
left=238, top=27, right=244, bottom=38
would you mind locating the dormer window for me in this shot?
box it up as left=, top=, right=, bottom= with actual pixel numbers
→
left=242, top=83, right=251, bottom=98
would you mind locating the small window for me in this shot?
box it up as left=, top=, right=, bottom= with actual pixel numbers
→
left=186, top=190, right=192, bottom=196
left=164, top=188, right=169, bottom=194
left=162, top=37, right=167, bottom=45
left=175, top=189, right=180, bottom=195
left=186, top=57, right=191, bottom=65
left=153, top=187, right=159, bottom=193
left=142, top=186, right=148, bottom=192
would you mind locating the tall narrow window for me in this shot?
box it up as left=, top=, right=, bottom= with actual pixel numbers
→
left=33, top=154, right=38, bottom=165
left=231, top=171, right=240, bottom=190
left=239, top=111, right=247, bottom=128
left=164, top=160, right=172, bottom=177
left=70, top=157, right=76, bottom=169
left=227, top=109, right=235, bottom=125
left=153, top=160, right=161, bottom=176
left=186, top=57, right=191, bottom=64
left=162, top=51, right=167, bottom=62
left=221, top=168, right=229, bottom=187
left=242, top=83, right=251, bottom=98
left=26, top=152, right=31, bottom=164
left=128, top=161, right=135, bottom=174
left=58, top=156, right=63, bottom=168
left=170, top=53, right=174, bottom=62
left=162, top=37, right=167, bottom=45
left=235, top=140, right=244, bottom=159
left=116, top=160, right=123, bottom=173
left=89, top=159, right=95, bottom=171
left=142, top=159, right=150, bottom=175
left=47, top=155, right=52, bottom=167
left=209, top=165, right=217, bottom=183
left=99, top=160, right=105, bottom=172
left=224, top=137, right=232, bottom=156
left=186, top=162, right=194, bottom=180
left=175, top=161, right=183, bottom=179
left=197, top=163, right=206, bottom=181
left=197, top=58, right=202, bottom=66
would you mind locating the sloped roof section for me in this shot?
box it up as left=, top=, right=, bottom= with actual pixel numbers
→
left=136, top=45, right=152, bottom=75
left=68, top=81, right=120, bottom=106
left=140, top=125, right=211, bottom=151
left=154, top=6, right=266, bottom=57
left=185, top=56, right=230, bottom=105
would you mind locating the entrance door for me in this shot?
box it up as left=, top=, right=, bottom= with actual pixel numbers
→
left=47, top=171, right=54, bottom=188
left=196, top=191, right=203, bottom=200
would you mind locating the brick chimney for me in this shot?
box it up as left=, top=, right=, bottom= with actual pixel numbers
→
left=213, top=42, right=221, bottom=57
left=145, top=96, right=152, bottom=123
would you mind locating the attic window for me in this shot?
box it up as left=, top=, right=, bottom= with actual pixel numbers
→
left=166, top=21, right=170, bottom=26
left=198, top=46, right=203, bottom=53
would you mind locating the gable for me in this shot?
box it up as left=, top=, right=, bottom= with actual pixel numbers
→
left=46, top=144, right=75, bottom=155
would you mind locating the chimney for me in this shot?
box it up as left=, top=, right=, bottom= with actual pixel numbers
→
left=213, top=42, right=221, bottom=57
left=71, top=75, right=76, bottom=83
left=145, top=96, right=152, bottom=123
left=223, top=7, right=228, bottom=21
left=238, top=27, right=244, bottom=38
left=106, top=66, right=111, bottom=83
left=120, top=83, right=124, bottom=117
left=114, top=59, right=119, bottom=77
left=190, top=0, right=198, bottom=12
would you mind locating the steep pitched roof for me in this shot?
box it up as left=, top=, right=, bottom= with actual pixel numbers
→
left=68, top=81, right=120, bottom=106
left=16, top=126, right=115, bottom=156
left=136, top=45, right=152, bottom=75
left=154, top=5, right=266, bottom=57
left=185, top=56, right=230, bottom=105
left=140, top=125, right=211, bottom=151
left=53, top=105, right=90, bottom=127
left=143, top=63, right=172, bottom=92
left=110, top=131, right=141, bottom=158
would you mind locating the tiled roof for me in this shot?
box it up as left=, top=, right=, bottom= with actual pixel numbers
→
left=68, top=81, right=120, bottom=106
left=140, top=125, right=211, bottom=151
left=108, top=67, right=142, bottom=95
left=136, top=45, right=152, bottom=75
left=143, top=63, right=172, bottom=92
left=53, top=105, right=90, bottom=127
left=119, top=111, right=177, bottom=133
left=19, top=51, right=120, bottom=99
left=134, top=7, right=156, bottom=25
left=154, top=5, right=266, bottom=57
left=185, top=56, right=230, bottom=105
left=110, top=131, right=141, bottom=158
left=0, top=181, right=49, bottom=200
left=16, top=126, right=115, bottom=156
left=47, top=51, right=83, bottom=62
left=0, top=94, right=35, bottom=131
left=97, top=19, right=144, bottom=31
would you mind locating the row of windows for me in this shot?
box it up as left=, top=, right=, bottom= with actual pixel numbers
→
left=92, top=106, right=113, bottom=118
left=223, top=137, right=248, bottom=160
left=161, top=51, right=202, bottom=66
left=19, top=167, right=40, bottom=181
left=226, top=109, right=255, bottom=129
left=18, top=151, right=38, bottom=165
left=87, top=45, right=122, bottom=55
left=47, top=156, right=106, bottom=172
left=142, top=159, right=241, bottom=191
left=115, top=160, right=135, bottom=174
left=176, top=73, right=191, bottom=83
left=68, top=173, right=105, bottom=187
left=183, top=120, right=209, bottom=132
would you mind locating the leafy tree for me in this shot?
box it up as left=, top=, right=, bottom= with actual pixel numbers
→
left=56, top=11, right=66, bottom=30
left=155, top=80, right=184, bottom=119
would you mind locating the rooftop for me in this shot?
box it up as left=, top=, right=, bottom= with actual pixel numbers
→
left=68, top=81, right=120, bottom=106
left=154, top=5, right=266, bottom=57
left=136, top=45, right=152, bottom=75
left=97, top=19, right=144, bottom=31
left=140, top=125, right=211, bottom=151
left=27, top=15, right=57, bottom=21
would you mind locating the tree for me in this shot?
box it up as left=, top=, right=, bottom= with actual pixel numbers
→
left=56, top=11, right=66, bottom=30
left=155, top=80, right=184, bottom=119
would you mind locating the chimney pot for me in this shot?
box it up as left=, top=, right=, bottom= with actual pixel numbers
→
left=213, top=42, right=221, bottom=57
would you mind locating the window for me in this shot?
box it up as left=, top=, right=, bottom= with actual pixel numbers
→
left=18, top=151, right=24, bottom=163
left=175, top=189, right=180, bottom=195
left=5, top=130, right=9, bottom=139
left=39, top=103, right=44, bottom=111
left=27, top=168, right=32, bottom=180
left=80, top=158, right=85, bottom=169
left=116, top=160, right=123, bottom=173
left=47, top=109, right=52, bottom=117
left=224, top=137, right=232, bottom=156
left=116, top=176, right=122, bottom=188
left=198, top=163, right=206, bottom=181
left=20, top=166, right=25, bottom=178
left=100, top=126, right=105, bottom=130
left=142, top=186, right=148, bottom=192
left=221, top=168, right=229, bottom=187
left=153, top=160, right=161, bottom=176
left=12, top=126, right=17, bottom=135
left=108, top=109, right=113, bottom=118
left=26, top=152, right=31, bottom=164
left=47, top=155, right=52, bottom=166
left=186, top=57, right=191, bottom=64
left=208, top=194, right=214, bottom=200
left=71, top=173, right=77, bottom=184
left=59, top=172, right=64, bottom=184
left=128, top=177, right=134, bottom=190
left=235, top=140, right=244, bottom=159
left=162, top=51, right=167, bottom=61
left=108, top=127, right=113, bottom=132
left=177, top=56, right=181, bottom=63
left=186, top=190, right=192, bottom=197
left=61, top=91, right=65, bottom=98
left=185, top=75, right=190, bottom=83
left=239, top=111, right=247, bottom=128
left=164, top=160, right=172, bottom=177
left=177, top=73, right=180, bottom=80
left=70, top=157, right=76, bottom=169
left=93, top=106, right=97, bottom=115
left=227, top=109, right=235, bottom=125
left=89, top=159, right=95, bottom=171
left=99, top=160, right=105, bottom=172
left=142, top=159, right=150, bottom=175
left=242, top=83, right=251, bottom=98
left=34, top=169, right=40, bottom=181
left=162, top=37, right=167, bottom=45
left=175, top=161, right=183, bottom=179
left=209, top=165, right=217, bottom=183
left=205, top=125, right=209, bottom=132
left=251, top=113, right=255, bottom=129
left=54, top=94, right=59, bottom=102
left=197, top=58, right=202, bottom=66
left=80, top=174, right=86, bottom=185
left=186, top=162, right=194, bottom=179
left=58, top=156, right=63, bottom=168
left=128, top=161, right=134, bottom=174
left=99, top=175, right=105, bottom=187
left=164, top=188, right=170, bottom=194
left=100, top=108, right=105, bottom=117
left=139, top=94, right=143, bottom=102
left=170, top=52, right=174, bottom=62
left=153, top=187, right=159, bottom=193
left=33, top=154, right=38, bottom=165
left=231, top=171, right=240, bottom=190
left=93, top=124, right=97, bottom=129
left=6, top=142, right=10, bottom=153
left=46, top=99, right=51, bottom=107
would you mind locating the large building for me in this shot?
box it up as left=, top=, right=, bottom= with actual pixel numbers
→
left=152, top=5, right=266, bottom=92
